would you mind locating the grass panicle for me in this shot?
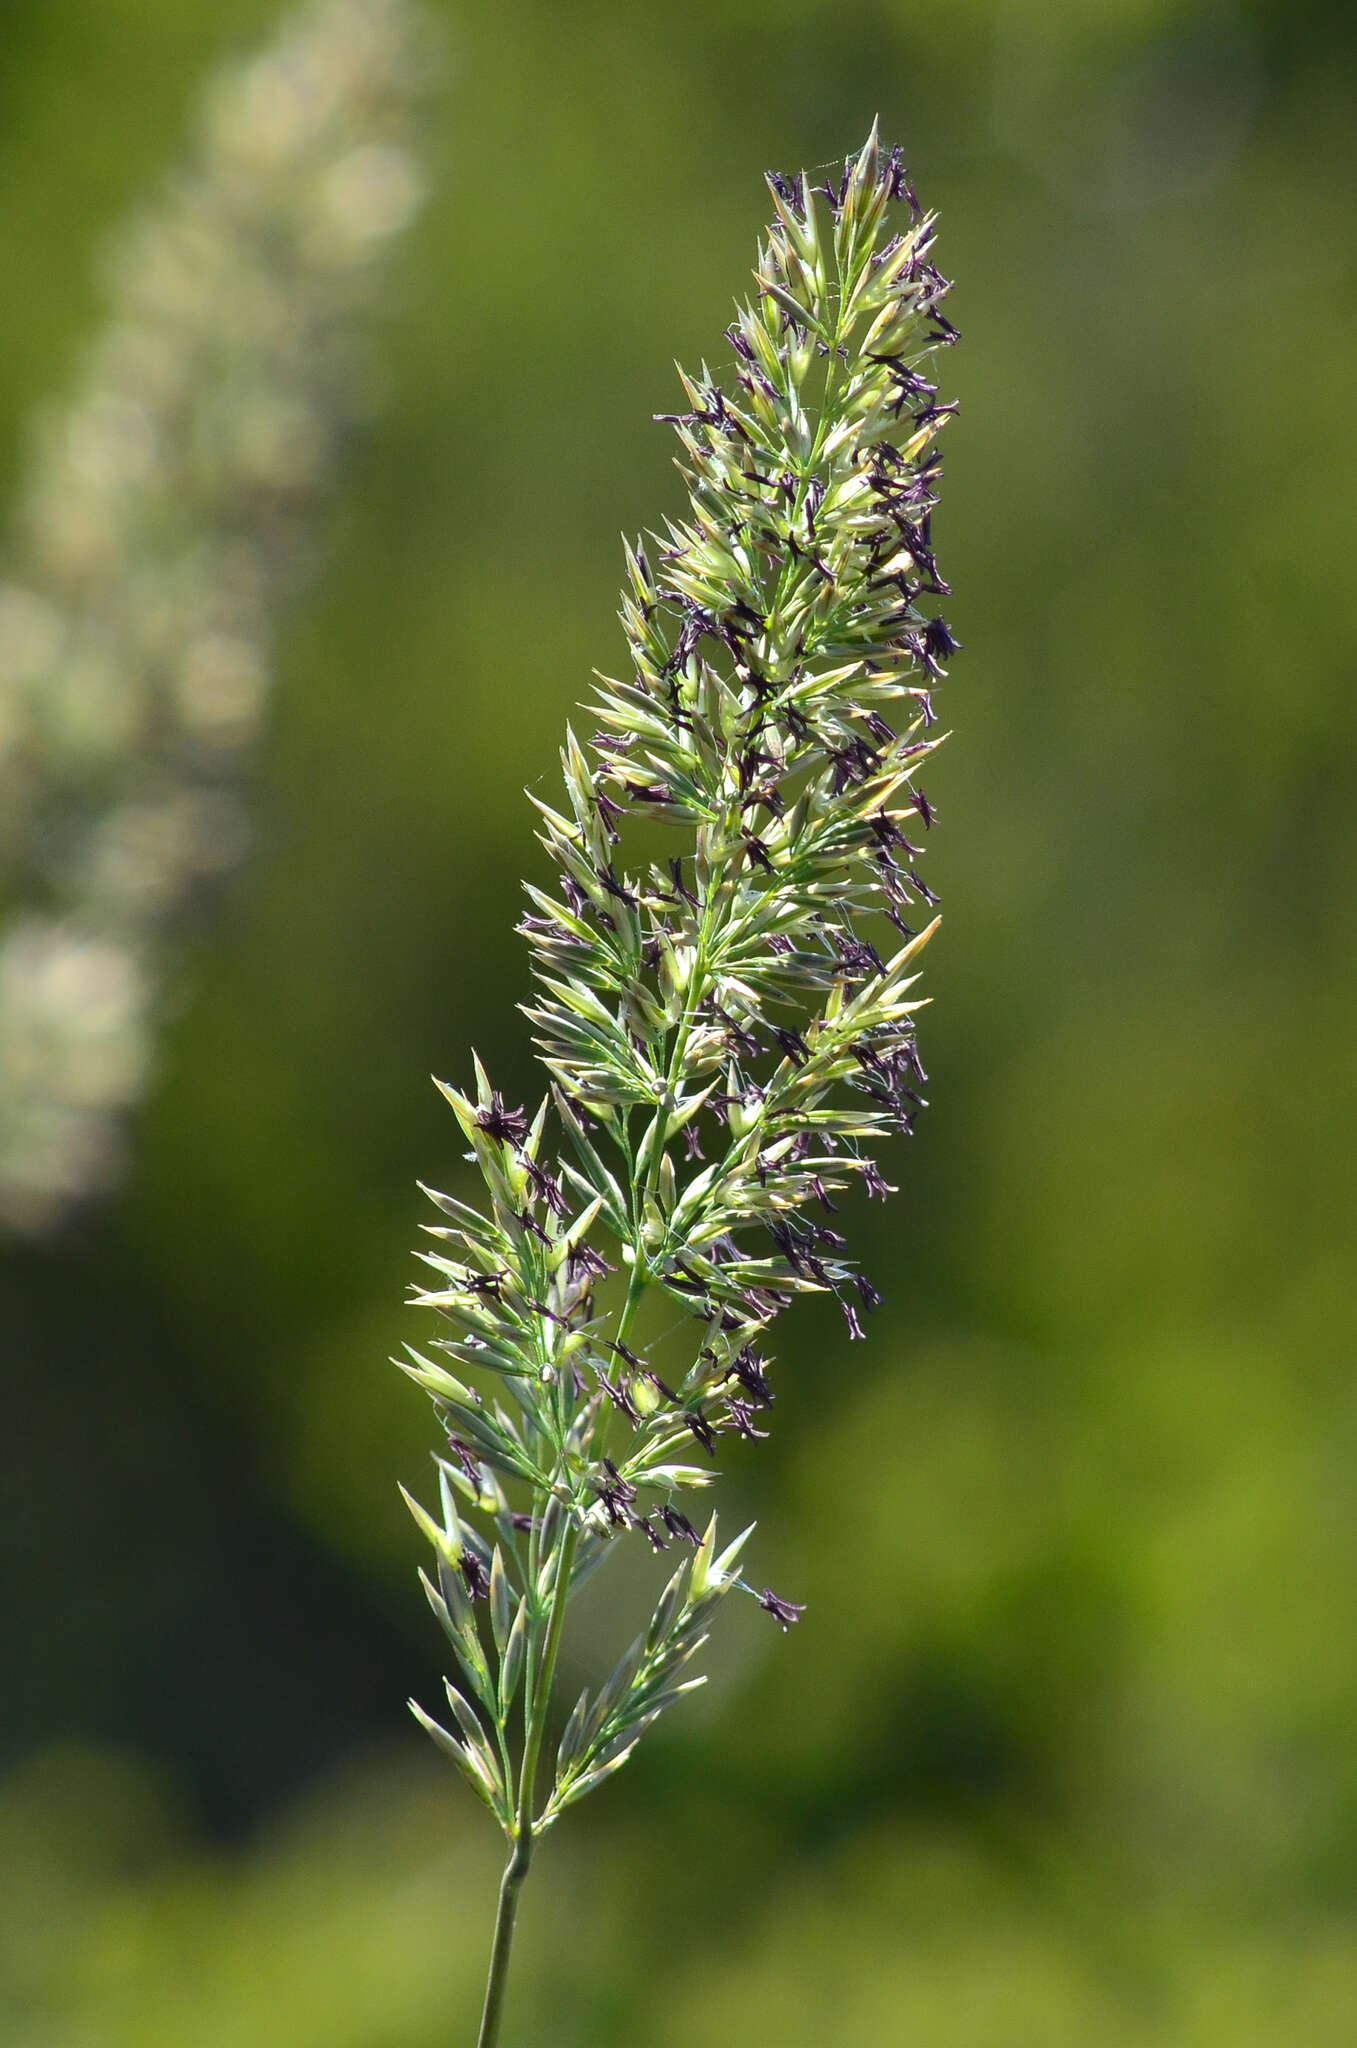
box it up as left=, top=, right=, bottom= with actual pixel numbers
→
left=400, top=126, right=959, bottom=2047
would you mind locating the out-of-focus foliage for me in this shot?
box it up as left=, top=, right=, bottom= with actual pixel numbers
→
left=1, top=0, right=1355, bottom=2043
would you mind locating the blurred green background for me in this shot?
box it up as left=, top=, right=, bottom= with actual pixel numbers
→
left=3, top=0, right=1357, bottom=2041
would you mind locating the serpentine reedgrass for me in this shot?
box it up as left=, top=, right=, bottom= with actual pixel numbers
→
left=0, top=0, right=435, bottom=1233
left=400, top=127, right=959, bottom=2047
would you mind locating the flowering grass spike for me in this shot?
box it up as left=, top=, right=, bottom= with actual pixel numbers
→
left=401, top=126, right=958, bottom=2047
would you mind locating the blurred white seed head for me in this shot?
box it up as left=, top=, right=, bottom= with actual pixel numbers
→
left=0, top=0, right=439, bottom=1231
left=0, top=920, right=150, bottom=1232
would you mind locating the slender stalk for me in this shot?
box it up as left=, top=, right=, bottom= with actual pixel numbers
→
left=476, top=1842, right=530, bottom=2048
